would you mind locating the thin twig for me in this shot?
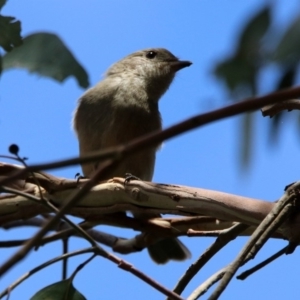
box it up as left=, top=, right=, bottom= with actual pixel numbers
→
left=207, top=185, right=296, bottom=300
left=0, top=247, right=95, bottom=299
left=261, top=99, right=300, bottom=117
left=187, top=228, right=234, bottom=237
left=2, top=218, right=47, bottom=229
left=187, top=268, right=226, bottom=300
left=244, top=203, right=293, bottom=263
left=0, top=240, right=28, bottom=247
left=64, top=254, right=97, bottom=299
left=62, top=236, right=69, bottom=280
left=102, top=251, right=185, bottom=300
left=237, top=246, right=287, bottom=280
left=69, top=254, right=96, bottom=281
left=0, top=184, right=107, bottom=275
left=170, top=223, right=248, bottom=299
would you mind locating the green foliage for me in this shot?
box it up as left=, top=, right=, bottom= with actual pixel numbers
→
left=0, top=1, right=88, bottom=87
left=238, top=6, right=271, bottom=57
left=215, top=6, right=271, bottom=97
left=0, top=0, right=22, bottom=75
left=0, top=0, right=22, bottom=52
left=215, top=5, right=300, bottom=101
left=214, top=6, right=271, bottom=165
left=214, top=5, right=300, bottom=165
left=30, top=280, right=86, bottom=300
left=0, top=15, right=22, bottom=52
left=0, top=0, right=7, bottom=11
left=273, top=16, right=300, bottom=66
left=2, top=32, right=89, bottom=88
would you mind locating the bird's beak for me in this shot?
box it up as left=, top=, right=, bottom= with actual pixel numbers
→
left=171, top=60, right=192, bottom=72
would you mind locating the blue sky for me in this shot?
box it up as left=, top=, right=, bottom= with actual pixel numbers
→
left=1, top=1, right=300, bottom=299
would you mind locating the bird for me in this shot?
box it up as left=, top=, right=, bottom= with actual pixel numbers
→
left=73, top=48, right=192, bottom=263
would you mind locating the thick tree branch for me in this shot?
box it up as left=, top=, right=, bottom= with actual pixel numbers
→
left=1, top=165, right=274, bottom=229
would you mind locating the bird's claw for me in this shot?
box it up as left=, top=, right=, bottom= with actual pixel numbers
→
left=75, top=173, right=88, bottom=184
left=124, top=173, right=140, bottom=185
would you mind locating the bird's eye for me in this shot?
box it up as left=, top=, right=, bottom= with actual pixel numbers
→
left=146, top=51, right=157, bottom=59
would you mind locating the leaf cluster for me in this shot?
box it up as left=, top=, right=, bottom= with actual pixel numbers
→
left=215, top=5, right=300, bottom=164
left=0, top=0, right=89, bottom=88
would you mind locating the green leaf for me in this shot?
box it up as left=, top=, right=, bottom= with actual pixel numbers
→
left=0, top=15, right=22, bottom=51
left=214, top=6, right=271, bottom=98
left=238, top=6, right=271, bottom=56
left=273, top=15, right=300, bottom=66
left=2, top=32, right=89, bottom=88
left=0, top=0, right=7, bottom=11
left=30, top=280, right=86, bottom=300
left=214, top=55, right=257, bottom=97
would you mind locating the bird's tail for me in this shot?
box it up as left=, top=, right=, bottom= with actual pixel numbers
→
left=147, top=237, right=191, bottom=264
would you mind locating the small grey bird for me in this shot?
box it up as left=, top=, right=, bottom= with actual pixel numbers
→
left=73, top=48, right=192, bottom=264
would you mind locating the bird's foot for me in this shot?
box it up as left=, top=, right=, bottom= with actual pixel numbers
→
left=75, top=172, right=88, bottom=184
left=124, top=173, right=140, bottom=185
